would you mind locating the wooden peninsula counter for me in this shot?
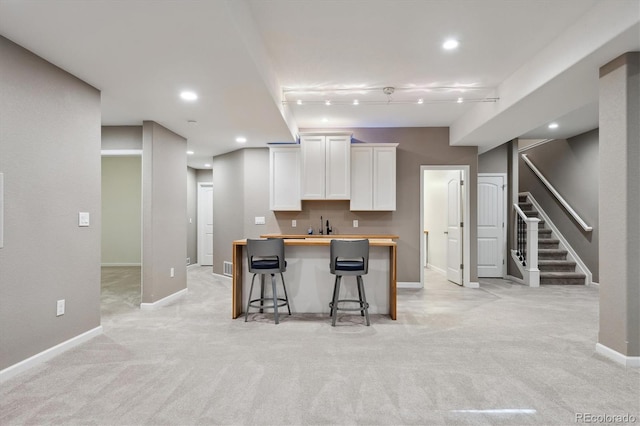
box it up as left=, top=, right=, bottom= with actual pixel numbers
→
left=232, top=236, right=397, bottom=320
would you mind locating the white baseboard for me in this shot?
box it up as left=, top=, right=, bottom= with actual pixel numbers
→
left=0, top=326, right=103, bottom=383
left=595, top=343, right=640, bottom=368
left=187, top=263, right=199, bottom=269
left=140, top=288, right=187, bottom=310
left=398, top=281, right=422, bottom=289
left=101, top=263, right=141, bottom=267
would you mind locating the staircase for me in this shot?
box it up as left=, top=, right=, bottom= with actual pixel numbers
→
left=518, top=195, right=586, bottom=285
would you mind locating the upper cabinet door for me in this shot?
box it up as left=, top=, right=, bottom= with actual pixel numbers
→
left=349, top=143, right=397, bottom=211
left=269, top=146, right=301, bottom=211
left=350, top=146, right=374, bottom=210
left=373, top=146, right=396, bottom=210
left=300, top=135, right=325, bottom=199
left=325, top=135, right=351, bottom=199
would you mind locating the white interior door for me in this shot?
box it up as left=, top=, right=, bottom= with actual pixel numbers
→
left=446, top=172, right=462, bottom=285
left=198, top=184, right=213, bottom=266
left=478, top=175, right=505, bottom=277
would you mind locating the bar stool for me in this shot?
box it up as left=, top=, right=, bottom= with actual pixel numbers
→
left=245, top=238, right=291, bottom=324
left=329, top=239, right=370, bottom=326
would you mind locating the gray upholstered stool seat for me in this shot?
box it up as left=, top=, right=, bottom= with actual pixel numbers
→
left=245, top=238, right=291, bottom=324
left=329, top=239, right=370, bottom=326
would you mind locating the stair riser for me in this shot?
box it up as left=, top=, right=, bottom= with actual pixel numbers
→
left=541, top=277, right=585, bottom=285
left=539, top=264, right=576, bottom=272
left=539, top=252, right=568, bottom=260
left=538, top=241, right=560, bottom=249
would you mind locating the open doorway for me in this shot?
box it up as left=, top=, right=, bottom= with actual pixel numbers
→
left=100, top=153, right=142, bottom=317
left=420, top=165, right=475, bottom=288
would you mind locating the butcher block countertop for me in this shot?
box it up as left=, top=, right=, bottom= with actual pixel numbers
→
left=260, top=233, right=399, bottom=240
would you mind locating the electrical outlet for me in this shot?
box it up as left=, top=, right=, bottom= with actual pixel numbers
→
left=56, top=299, right=65, bottom=316
left=186, top=257, right=190, bottom=265
left=353, top=220, right=359, bottom=228
left=292, top=220, right=297, bottom=227
left=170, top=267, right=175, bottom=278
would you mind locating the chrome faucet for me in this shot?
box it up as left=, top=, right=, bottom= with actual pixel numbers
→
left=326, top=219, right=332, bottom=235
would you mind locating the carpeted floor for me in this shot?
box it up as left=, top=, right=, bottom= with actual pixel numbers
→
left=1, top=266, right=638, bottom=425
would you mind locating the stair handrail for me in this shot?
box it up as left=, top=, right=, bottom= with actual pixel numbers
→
left=521, top=154, right=593, bottom=232
left=514, top=203, right=528, bottom=221
left=513, top=202, right=540, bottom=287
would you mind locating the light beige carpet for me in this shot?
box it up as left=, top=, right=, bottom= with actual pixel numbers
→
left=1, top=266, right=638, bottom=425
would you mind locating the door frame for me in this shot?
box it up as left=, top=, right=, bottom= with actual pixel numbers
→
left=420, top=165, right=474, bottom=288
left=478, top=173, right=508, bottom=278
left=197, top=182, right=213, bottom=266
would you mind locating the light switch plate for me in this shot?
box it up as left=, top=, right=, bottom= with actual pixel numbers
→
left=78, top=212, right=90, bottom=227
left=255, top=216, right=266, bottom=225
left=56, top=299, right=65, bottom=316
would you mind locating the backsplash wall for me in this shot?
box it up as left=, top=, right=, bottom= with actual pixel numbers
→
left=274, top=200, right=394, bottom=236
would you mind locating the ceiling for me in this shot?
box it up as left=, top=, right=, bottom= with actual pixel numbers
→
left=1, top=0, right=638, bottom=168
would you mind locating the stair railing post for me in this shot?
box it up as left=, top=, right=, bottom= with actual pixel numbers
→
left=525, top=217, right=540, bottom=287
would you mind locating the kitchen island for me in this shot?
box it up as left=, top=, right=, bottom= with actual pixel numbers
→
left=232, top=236, right=397, bottom=320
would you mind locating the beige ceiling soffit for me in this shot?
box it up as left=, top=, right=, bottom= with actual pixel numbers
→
left=225, top=0, right=298, bottom=140
left=450, top=0, right=640, bottom=148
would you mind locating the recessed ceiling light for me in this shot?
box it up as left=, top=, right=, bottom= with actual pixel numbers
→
left=325, top=100, right=331, bottom=106
left=204, top=163, right=211, bottom=168
left=548, top=122, right=559, bottom=129
left=186, top=150, right=194, bottom=155
left=417, top=98, right=424, bottom=104
left=353, top=99, right=359, bottom=105
left=187, top=120, right=197, bottom=124
left=442, top=39, right=459, bottom=50
left=180, top=91, right=198, bottom=101
left=236, top=137, right=247, bottom=143
left=296, top=99, right=303, bottom=105
left=457, top=97, right=464, bottom=103
left=322, top=118, right=329, bottom=123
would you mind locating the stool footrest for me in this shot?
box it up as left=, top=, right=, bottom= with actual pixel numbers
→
left=330, top=299, right=370, bottom=312
left=248, top=298, right=289, bottom=309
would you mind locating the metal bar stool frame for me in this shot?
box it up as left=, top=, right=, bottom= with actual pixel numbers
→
left=245, top=238, right=291, bottom=324
left=329, top=239, right=370, bottom=326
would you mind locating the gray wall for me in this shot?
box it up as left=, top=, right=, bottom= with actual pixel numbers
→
left=187, top=167, right=197, bottom=265
left=479, top=143, right=508, bottom=174
left=212, top=150, right=246, bottom=274
left=101, top=156, right=142, bottom=265
left=598, top=52, right=639, bottom=357
left=142, top=121, right=188, bottom=303
left=101, top=126, right=143, bottom=150
left=519, top=130, right=599, bottom=281
left=211, top=128, right=478, bottom=283
left=0, top=36, right=102, bottom=370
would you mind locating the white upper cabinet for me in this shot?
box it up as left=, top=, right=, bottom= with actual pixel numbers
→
left=300, top=133, right=351, bottom=200
left=350, top=143, right=397, bottom=211
left=269, top=145, right=301, bottom=211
